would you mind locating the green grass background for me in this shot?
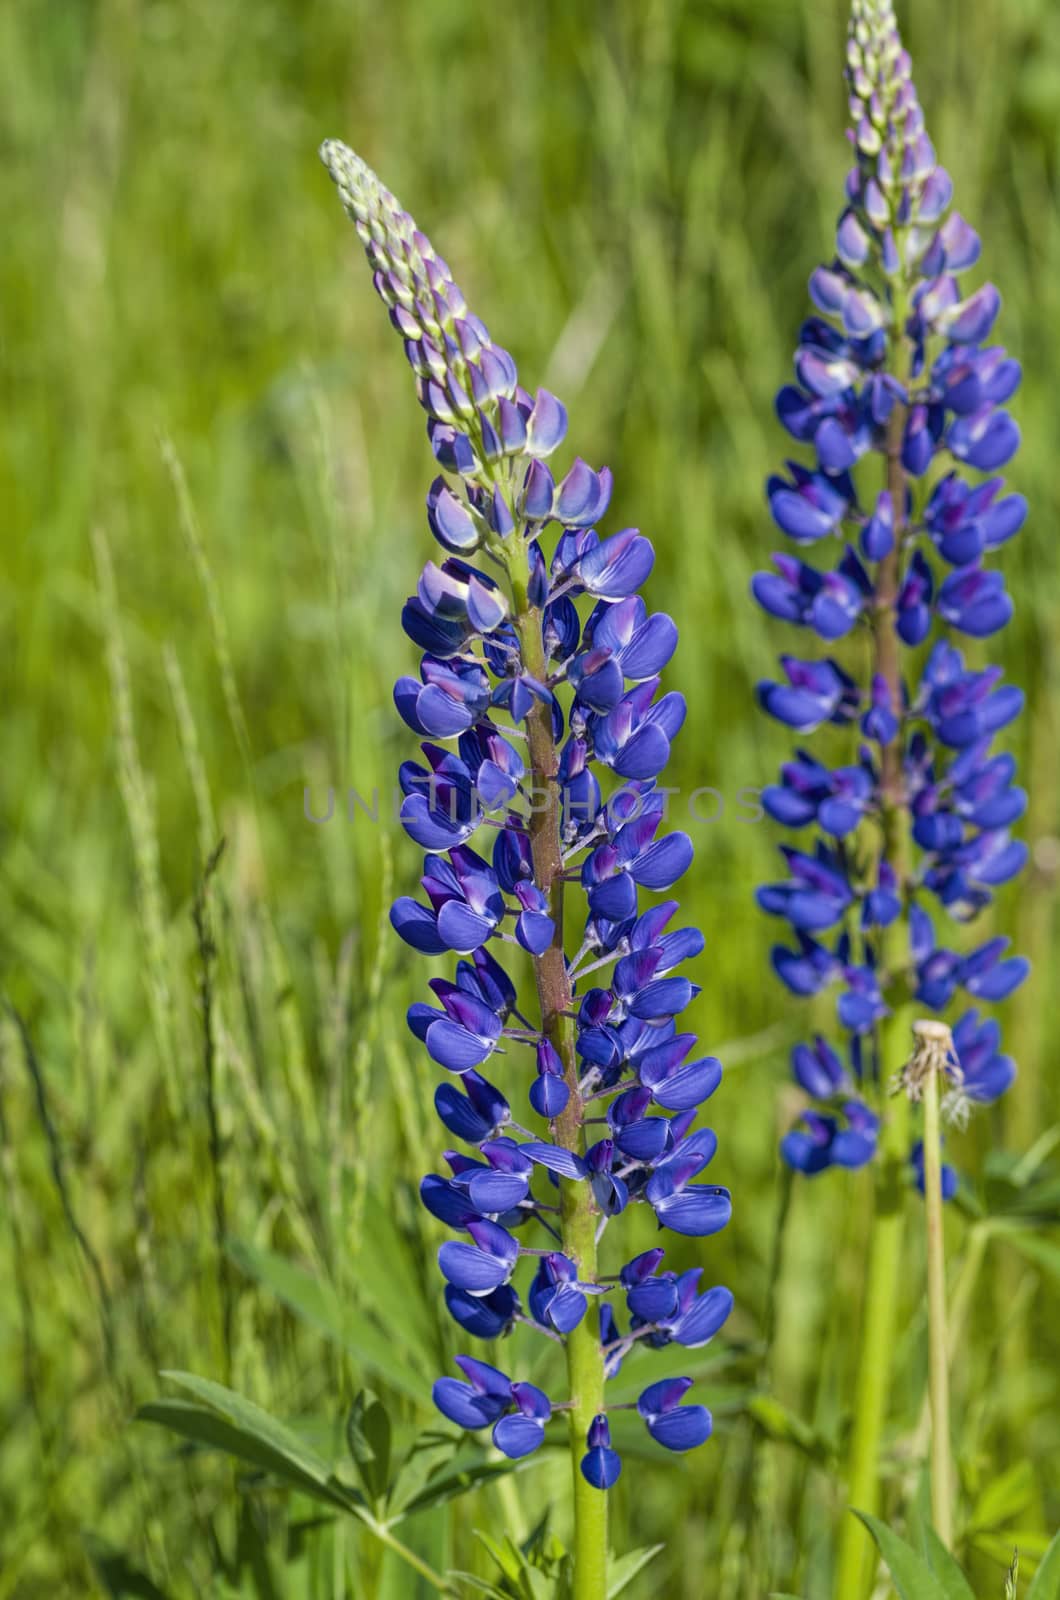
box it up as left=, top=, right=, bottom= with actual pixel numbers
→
left=2, top=0, right=1058, bottom=1595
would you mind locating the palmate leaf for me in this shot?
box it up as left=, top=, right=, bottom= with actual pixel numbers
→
left=139, top=1377, right=496, bottom=1596
left=137, top=1400, right=355, bottom=1513
left=853, top=1513, right=953, bottom=1600
left=457, top=1508, right=571, bottom=1600
left=473, top=1531, right=559, bottom=1600
left=143, top=1370, right=516, bottom=1537
left=1027, top=1528, right=1060, bottom=1600
left=473, top=1529, right=526, bottom=1584
left=138, top=1372, right=361, bottom=1513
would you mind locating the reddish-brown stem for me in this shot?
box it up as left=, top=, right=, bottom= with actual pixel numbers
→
left=509, top=563, right=607, bottom=1597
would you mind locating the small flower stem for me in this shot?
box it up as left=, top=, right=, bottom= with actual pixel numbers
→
left=905, top=1220, right=988, bottom=1494
left=362, top=1516, right=458, bottom=1595
left=921, top=1063, right=953, bottom=1544
left=508, top=553, right=608, bottom=1599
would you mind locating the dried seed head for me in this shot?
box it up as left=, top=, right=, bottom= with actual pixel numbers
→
left=891, top=1018, right=961, bottom=1107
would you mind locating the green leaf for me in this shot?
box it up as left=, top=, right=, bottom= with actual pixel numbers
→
left=227, top=1239, right=430, bottom=1402
left=397, top=1451, right=534, bottom=1518
left=1027, top=1528, right=1060, bottom=1600
left=387, top=1431, right=458, bottom=1516
left=346, top=1391, right=392, bottom=1507
left=161, top=1372, right=336, bottom=1481
left=138, top=1399, right=353, bottom=1513
left=235, top=1499, right=284, bottom=1600
left=84, top=1538, right=174, bottom=1599
left=472, top=1530, right=556, bottom=1600
left=474, top=1530, right=524, bottom=1584
left=445, top=1576, right=508, bottom=1600
left=287, top=1516, right=339, bottom=1558
left=607, top=1543, right=665, bottom=1597
left=747, top=1393, right=835, bottom=1464
left=356, top=1195, right=439, bottom=1371
left=140, top=1372, right=362, bottom=1516
left=967, top=1460, right=1037, bottom=1533
left=518, top=1507, right=560, bottom=1568
left=972, top=1532, right=1054, bottom=1569
left=920, top=1527, right=976, bottom=1600
left=1000, top=1230, right=1060, bottom=1283
left=853, top=1512, right=949, bottom=1600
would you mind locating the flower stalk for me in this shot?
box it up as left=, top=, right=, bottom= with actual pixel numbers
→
left=835, top=231, right=916, bottom=1600
left=511, top=567, right=609, bottom=1590
left=752, top=2, right=1027, bottom=1590
left=321, top=140, right=733, bottom=1596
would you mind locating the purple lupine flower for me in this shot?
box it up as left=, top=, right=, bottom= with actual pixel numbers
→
left=636, top=1376, right=713, bottom=1451
left=754, top=1, right=1027, bottom=1188
left=581, top=1413, right=622, bottom=1489
left=322, top=140, right=731, bottom=1489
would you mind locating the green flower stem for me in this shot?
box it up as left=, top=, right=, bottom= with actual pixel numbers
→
left=834, top=1041, right=910, bottom=1600
left=834, top=268, right=914, bottom=1599
left=509, top=554, right=608, bottom=1599
left=557, top=1184, right=609, bottom=1597
left=921, top=1063, right=953, bottom=1544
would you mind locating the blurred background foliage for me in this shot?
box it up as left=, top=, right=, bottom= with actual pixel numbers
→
left=2, top=0, right=1058, bottom=1595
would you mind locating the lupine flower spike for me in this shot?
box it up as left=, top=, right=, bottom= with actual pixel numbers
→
left=321, top=142, right=732, bottom=1592
left=753, top=3, right=1026, bottom=1587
